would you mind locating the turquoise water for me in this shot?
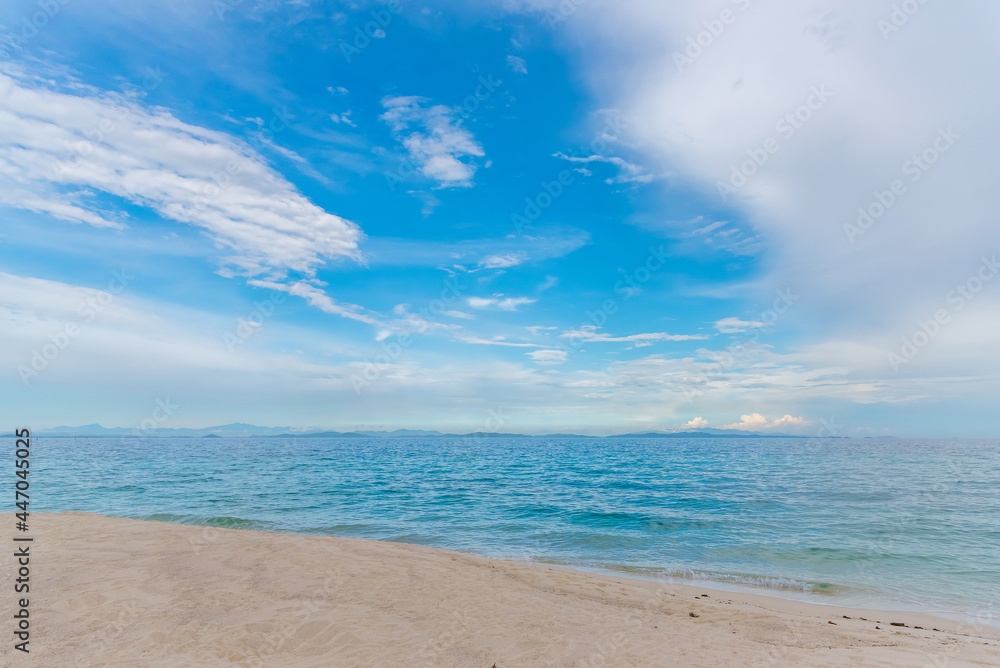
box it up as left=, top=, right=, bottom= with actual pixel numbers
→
left=33, top=437, right=1000, bottom=619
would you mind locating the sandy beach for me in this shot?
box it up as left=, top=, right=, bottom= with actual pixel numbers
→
left=1, top=512, right=997, bottom=667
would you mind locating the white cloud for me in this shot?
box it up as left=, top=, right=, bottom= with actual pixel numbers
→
left=657, top=217, right=762, bottom=257
left=682, top=416, right=708, bottom=429
left=467, top=295, right=537, bottom=311
left=383, top=304, right=463, bottom=337
left=0, top=187, right=122, bottom=229
left=527, top=349, right=568, bottom=365
left=617, top=285, right=641, bottom=299
left=515, top=0, right=1000, bottom=388
left=479, top=252, right=527, bottom=269
left=380, top=95, right=485, bottom=188
left=561, top=325, right=707, bottom=343
left=3, top=270, right=978, bottom=432
left=0, top=271, right=348, bottom=385
left=553, top=151, right=654, bottom=184
left=721, top=413, right=807, bottom=432
left=362, top=226, right=590, bottom=268
left=329, top=110, right=356, bottom=127
left=406, top=190, right=440, bottom=218
left=714, top=317, right=768, bottom=334
left=562, top=341, right=931, bottom=409
left=247, top=279, right=379, bottom=325
left=537, top=275, right=559, bottom=292
left=0, top=271, right=139, bottom=325
left=506, top=55, right=528, bottom=74
left=457, top=335, right=540, bottom=348
left=0, top=69, right=363, bottom=283
left=773, top=414, right=807, bottom=426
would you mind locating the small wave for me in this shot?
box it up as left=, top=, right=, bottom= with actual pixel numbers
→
left=298, top=523, right=377, bottom=535
left=137, top=513, right=275, bottom=531
left=534, top=559, right=844, bottom=595
left=675, top=569, right=843, bottom=594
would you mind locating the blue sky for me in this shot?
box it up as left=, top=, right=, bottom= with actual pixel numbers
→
left=2, top=0, right=998, bottom=436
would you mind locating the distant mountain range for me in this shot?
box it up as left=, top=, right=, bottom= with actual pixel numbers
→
left=13, top=423, right=842, bottom=439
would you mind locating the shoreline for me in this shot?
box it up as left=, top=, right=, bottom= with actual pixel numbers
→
left=120, top=510, right=999, bottom=624
left=4, top=512, right=999, bottom=666
left=529, top=560, right=994, bottom=627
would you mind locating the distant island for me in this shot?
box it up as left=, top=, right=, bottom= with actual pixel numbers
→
left=20, top=423, right=858, bottom=439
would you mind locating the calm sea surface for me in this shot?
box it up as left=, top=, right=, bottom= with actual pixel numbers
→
left=33, top=437, right=1000, bottom=620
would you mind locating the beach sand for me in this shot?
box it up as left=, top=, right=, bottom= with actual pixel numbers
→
left=2, top=513, right=998, bottom=667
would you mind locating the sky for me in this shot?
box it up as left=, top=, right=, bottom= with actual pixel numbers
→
left=1, top=0, right=998, bottom=437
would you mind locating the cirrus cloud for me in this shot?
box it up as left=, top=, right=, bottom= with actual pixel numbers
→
left=467, top=295, right=537, bottom=311
left=526, top=349, right=568, bottom=365
left=714, top=317, right=768, bottom=334
left=561, top=325, right=707, bottom=343
left=0, top=68, right=364, bottom=281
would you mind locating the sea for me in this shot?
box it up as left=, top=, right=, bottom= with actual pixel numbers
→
left=33, top=436, right=1000, bottom=624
